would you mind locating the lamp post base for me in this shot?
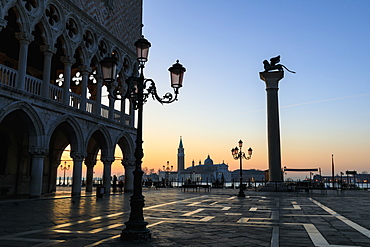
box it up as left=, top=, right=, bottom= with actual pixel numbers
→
left=121, top=225, right=151, bottom=241
left=237, top=190, right=245, bottom=198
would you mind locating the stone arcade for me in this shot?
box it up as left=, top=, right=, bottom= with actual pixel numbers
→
left=0, top=0, right=143, bottom=197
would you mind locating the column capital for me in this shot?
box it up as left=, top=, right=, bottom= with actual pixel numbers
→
left=29, top=147, right=48, bottom=157
left=79, top=65, right=92, bottom=74
left=101, top=156, right=115, bottom=165
left=61, top=56, right=76, bottom=66
left=122, top=158, right=135, bottom=167
left=70, top=152, right=87, bottom=161
left=15, top=32, right=34, bottom=44
left=259, top=71, right=284, bottom=89
left=40, top=45, right=57, bottom=55
left=84, top=159, right=96, bottom=167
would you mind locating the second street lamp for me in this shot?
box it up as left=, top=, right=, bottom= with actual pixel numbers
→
left=100, top=35, right=186, bottom=241
left=231, top=140, right=252, bottom=198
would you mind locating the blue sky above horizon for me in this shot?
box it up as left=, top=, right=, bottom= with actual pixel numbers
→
left=123, top=0, right=370, bottom=179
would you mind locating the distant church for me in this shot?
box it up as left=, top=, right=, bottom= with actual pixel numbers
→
left=160, top=137, right=231, bottom=183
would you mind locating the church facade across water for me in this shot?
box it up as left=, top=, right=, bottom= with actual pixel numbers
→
left=157, top=137, right=265, bottom=185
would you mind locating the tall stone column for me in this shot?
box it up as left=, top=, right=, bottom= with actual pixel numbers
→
left=61, top=56, right=75, bottom=105
left=71, top=152, right=86, bottom=196
left=122, top=158, right=135, bottom=192
left=260, top=71, right=284, bottom=183
left=85, top=160, right=96, bottom=192
left=41, top=45, right=57, bottom=98
left=29, top=147, right=47, bottom=198
left=102, top=156, right=115, bottom=194
left=95, top=75, right=103, bottom=116
left=15, top=32, right=34, bottom=90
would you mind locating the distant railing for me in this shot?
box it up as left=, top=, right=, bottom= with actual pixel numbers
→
left=86, top=99, right=95, bottom=114
left=101, top=105, right=109, bottom=118
left=70, top=92, right=81, bottom=109
left=0, top=64, right=17, bottom=87
left=49, top=84, right=63, bottom=102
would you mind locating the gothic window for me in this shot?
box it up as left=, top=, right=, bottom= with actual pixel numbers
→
left=23, top=0, right=38, bottom=12
left=66, top=18, right=78, bottom=39
left=72, top=72, right=82, bottom=86
left=56, top=73, right=64, bottom=86
left=83, top=30, right=94, bottom=49
left=45, top=5, right=60, bottom=26
left=98, top=41, right=107, bottom=58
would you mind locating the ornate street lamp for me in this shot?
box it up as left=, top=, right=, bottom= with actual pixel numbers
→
left=60, top=161, right=70, bottom=186
left=231, top=140, right=252, bottom=197
left=163, top=161, right=173, bottom=187
left=100, top=35, right=186, bottom=241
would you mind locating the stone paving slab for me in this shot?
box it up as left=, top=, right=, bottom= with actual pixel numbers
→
left=0, top=189, right=370, bottom=246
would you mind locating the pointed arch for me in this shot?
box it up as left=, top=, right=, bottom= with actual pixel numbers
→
left=0, top=101, right=45, bottom=147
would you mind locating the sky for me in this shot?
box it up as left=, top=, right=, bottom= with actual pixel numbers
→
left=58, top=1, right=370, bottom=180
left=135, top=0, right=370, bottom=180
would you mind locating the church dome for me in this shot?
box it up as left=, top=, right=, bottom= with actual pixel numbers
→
left=204, top=155, right=213, bottom=165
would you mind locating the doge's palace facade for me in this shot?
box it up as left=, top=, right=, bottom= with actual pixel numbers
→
left=0, top=0, right=142, bottom=197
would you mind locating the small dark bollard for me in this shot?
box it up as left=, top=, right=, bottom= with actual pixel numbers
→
left=96, top=186, right=105, bottom=198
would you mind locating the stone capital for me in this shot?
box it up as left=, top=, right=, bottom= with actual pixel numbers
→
left=70, top=152, right=87, bottom=161
left=122, top=158, right=135, bottom=167
left=79, top=65, right=92, bottom=74
left=29, top=147, right=48, bottom=157
left=101, top=156, right=115, bottom=165
left=40, top=45, right=57, bottom=55
left=259, top=71, right=284, bottom=89
left=15, top=32, right=34, bottom=44
left=61, top=56, right=76, bottom=66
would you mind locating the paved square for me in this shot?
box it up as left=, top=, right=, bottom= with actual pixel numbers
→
left=1, top=189, right=370, bottom=246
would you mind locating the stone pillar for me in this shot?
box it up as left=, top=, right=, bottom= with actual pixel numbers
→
left=85, top=160, right=96, bottom=193
left=15, top=32, right=34, bottom=90
left=95, top=75, right=103, bottom=116
left=108, top=95, right=115, bottom=120
left=61, top=56, right=75, bottom=105
left=79, top=65, right=91, bottom=112
left=260, top=71, right=284, bottom=183
left=41, top=45, right=57, bottom=98
left=101, top=156, right=115, bottom=194
left=29, top=147, right=47, bottom=198
left=71, top=152, right=86, bottom=196
left=122, top=158, right=135, bottom=192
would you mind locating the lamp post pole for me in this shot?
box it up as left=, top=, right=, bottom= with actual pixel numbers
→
left=100, top=36, right=186, bottom=241
left=231, top=140, right=252, bottom=198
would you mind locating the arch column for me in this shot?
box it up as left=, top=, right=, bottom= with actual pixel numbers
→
left=108, top=95, right=115, bottom=120
left=101, top=156, right=115, bottom=194
left=95, top=75, right=103, bottom=116
left=15, top=32, right=34, bottom=90
left=41, top=45, right=57, bottom=98
left=29, top=147, right=48, bottom=198
left=61, top=56, right=75, bottom=105
left=123, top=158, right=135, bottom=192
left=71, top=152, right=86, bottom=196
left=84, top=159, right=96, bottom=192
left=79, top=65, right=91, bottom=112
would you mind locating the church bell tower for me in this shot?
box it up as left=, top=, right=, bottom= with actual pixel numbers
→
left=177, top=136, right=185, bottom=171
